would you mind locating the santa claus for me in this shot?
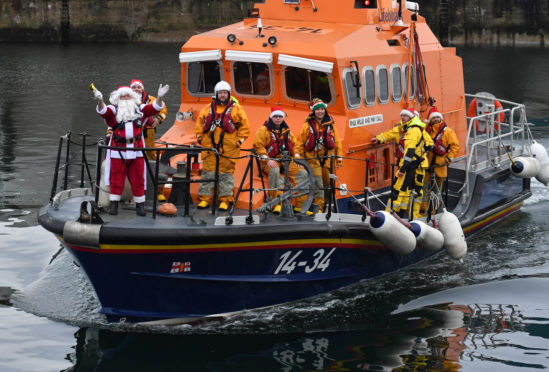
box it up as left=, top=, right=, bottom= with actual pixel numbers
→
left=93, top=83, right=169, bottom=216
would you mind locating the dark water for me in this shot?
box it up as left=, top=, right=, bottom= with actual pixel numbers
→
left=1, top=43, right=549, bottom=371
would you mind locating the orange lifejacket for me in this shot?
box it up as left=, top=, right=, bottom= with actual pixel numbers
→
left=202, top=99, right=236, bottom=133
left=428, top=122, right=448, bottom=156
left=304, top=116, right=336, bottom=152
left=467, top=98, right=504, bottom=132
left=265, top=121, right=294, bottom=158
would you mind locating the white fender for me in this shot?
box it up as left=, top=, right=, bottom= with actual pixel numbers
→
left=531, top=140, right=549, bottom=163
left=437, top=209, right=467, bottom=260
left=531, top=141, right=549, bottom=185
left=510, top=156, right=540, bottom=178
left=409, top=220, right=445, bottom=252
left=535, top=164, right=549, bottom=186
left=369, top=211, right=416, bottom=255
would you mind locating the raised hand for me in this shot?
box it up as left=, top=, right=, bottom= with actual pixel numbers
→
left=93, top=89, right=103, bottom=101
left=157, top=84, right=169, bottom=98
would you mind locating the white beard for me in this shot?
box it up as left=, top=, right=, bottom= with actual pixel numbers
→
left=116, top=100, right=141, bottom=123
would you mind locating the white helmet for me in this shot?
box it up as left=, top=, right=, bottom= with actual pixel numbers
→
left=214, top=80, right=231, bottom=95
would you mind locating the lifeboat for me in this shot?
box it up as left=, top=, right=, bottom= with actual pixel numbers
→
left=38, top=0, right=544, bottom=323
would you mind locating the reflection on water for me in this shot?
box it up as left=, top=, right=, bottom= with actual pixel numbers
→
left=64, top=298, right=549, bottom=372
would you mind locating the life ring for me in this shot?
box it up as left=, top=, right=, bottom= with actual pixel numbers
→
left=467, top=98, right=504, bottom=132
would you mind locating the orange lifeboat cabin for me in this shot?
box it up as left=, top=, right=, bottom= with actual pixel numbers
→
left=160, top=0, right=468, bottom=210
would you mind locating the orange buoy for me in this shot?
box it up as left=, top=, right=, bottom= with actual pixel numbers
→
left=467, top=98, right=504, bottom=132
left=158, top=202, right=177, bottom=216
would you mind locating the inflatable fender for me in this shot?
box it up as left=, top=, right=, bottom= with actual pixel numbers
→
left=98, top=161, right=133, bottom=208
left=510, top=156, right=540, bottom=178
left=436, top=209, right=467, bottom=260
left=531, top=141, right=549, bottom=185
left=535, top=165, right=549, bottom=186
left=409, top=220, right=445, bottom=253
left=369, top=211, right=416, bottom=255
left=531, top=141, right=549, bottom=163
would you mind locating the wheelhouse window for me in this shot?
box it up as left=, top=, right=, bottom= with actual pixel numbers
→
left=187, top=61, right=222, bottom=96
left=232, top=62, right=271, bottom=96
left=284, top=67, right=332, bottom=104
left=403, top=64, right=415, bottom=100
left=390, top=64, right=402, bottom=102
left=343, top=69, right=361, bottom=108
left=377, top=65, right=389, bottom=104
left=363, top=66, right=376, bottom=106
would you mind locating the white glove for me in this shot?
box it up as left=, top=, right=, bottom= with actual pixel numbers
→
left=93, top=89, right=103, bottom=101
left=157, top=84, right=169, bottom=98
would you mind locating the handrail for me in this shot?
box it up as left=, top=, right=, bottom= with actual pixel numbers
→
left=50, top=132, right=98, bottom=202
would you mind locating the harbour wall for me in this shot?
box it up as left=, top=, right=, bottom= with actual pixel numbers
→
left=0, top=0, right=547, bottom=46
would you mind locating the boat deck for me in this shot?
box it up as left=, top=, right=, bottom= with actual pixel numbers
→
left=40, top=187, right=372, bottom=248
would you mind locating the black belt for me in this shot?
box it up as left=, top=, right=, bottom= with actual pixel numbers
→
left=113, top=134, right=141, bottom=144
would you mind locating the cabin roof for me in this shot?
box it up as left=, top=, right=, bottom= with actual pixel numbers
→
left=253, top=0, right=405, bottom=25
left=182, top=19, right=439, bottom=62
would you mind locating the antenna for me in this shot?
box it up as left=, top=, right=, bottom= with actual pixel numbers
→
left=257, top=18, right=264, bottom=38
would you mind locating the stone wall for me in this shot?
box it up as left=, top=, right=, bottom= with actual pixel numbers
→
left=0, top=0, right=548, bottom=45
left=0, top=0, right=256, bottom=42
left=420, top=0, right=549, bottom=46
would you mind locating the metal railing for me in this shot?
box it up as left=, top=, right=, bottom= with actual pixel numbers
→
left=49, top=132, right=454, bottom=222
left=461, top=93, right=534, bottom=202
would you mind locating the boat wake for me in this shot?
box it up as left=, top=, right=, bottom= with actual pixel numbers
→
left=11, top=249, right=106, bottom=327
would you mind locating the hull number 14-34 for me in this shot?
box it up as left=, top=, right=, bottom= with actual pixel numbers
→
left=274, top=248, right=336, bottom=275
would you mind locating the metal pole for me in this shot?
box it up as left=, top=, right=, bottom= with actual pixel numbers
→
left=63, top=131, right=71, bottom=190
left=95, top=143, right=103, bottom=205
left=80, top=132, right=87, bottom=188
left=184, top=153, right=192, bottom=216
left=50, top=135, right=65, bottom=202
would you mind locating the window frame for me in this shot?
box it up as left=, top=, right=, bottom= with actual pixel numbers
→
left=390, top=63, right=402, bottom=103
left=362, top=66, right=376, bottom=107
left=230, top=61, right=274, bottom=99
left=281, top=66, right=335, bottom=106
left=185, top=60, right=224, bottom=98
left=342, top=67, right=361, bottom=109
left=376, top=64, right=389, bottom=105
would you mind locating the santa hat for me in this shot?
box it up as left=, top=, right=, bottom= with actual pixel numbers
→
left=130, top=79, right=144, bottom=89
left=400, top=107, right=416, bottom=118
left=255, top=71, right=269, bottom=82
left=428, top=107, right=443, bottom=121
left=109, top=85, right=141, bottom=105
left=309, top=98, right=327, bottom=112
left=270, top=106, right=285, bottom=118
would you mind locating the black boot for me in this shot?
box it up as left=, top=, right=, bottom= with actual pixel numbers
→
left=136, top=202, right=146, bottom=216
left=107, top=201, right=118, bottom=215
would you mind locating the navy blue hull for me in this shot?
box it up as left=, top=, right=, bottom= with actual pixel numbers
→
left=62, top=237, right=436, bottom=322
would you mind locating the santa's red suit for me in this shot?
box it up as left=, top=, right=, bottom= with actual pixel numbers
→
left=97, top=98, right=164, bottom=203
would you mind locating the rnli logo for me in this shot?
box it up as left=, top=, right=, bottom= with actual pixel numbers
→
left=349, top=114, right=383, bottom=128
left=170, top=261, right=191, bottom=273
left=378, top=8, right=400, bottom=23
